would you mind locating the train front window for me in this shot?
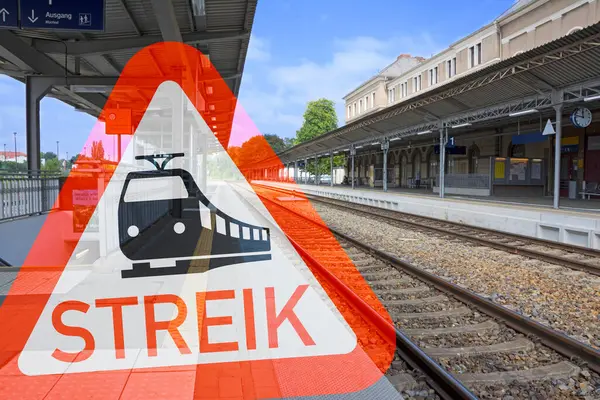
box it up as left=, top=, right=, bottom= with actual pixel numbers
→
left=123, top=176, right=188, bottom=202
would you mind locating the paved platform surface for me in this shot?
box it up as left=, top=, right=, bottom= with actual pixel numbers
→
left=257, top=181, right=600, bottom=250
left=293, top=182, right=600, bottom=213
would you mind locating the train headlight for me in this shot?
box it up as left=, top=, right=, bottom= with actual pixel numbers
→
left=127, top=225, right=139, bottom=237
left=174, top=222, right=186, bottom=234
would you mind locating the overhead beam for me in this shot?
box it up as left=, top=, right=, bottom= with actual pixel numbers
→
left=150, top=0, right=183, bottom=42
left=30, top=30, right=250, bottom=56
left=85, top=54, right=121, bottom=75
left=0, top=31, right=68, bottom=75
left=117, top=0, right=141, bottom=36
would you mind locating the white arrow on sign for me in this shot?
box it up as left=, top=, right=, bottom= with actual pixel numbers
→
left=28, top=9, right=38, bottom=23
left=542, top=118, right=556, bottom=135
left=0, top=8, right=9, bottom=23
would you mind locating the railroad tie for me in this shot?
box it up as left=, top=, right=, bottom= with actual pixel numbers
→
left=402, top=320, right=498, bottom=337
left=423, top=337, right=534, bottom=358
left=457, top=361, right=581, bottom=384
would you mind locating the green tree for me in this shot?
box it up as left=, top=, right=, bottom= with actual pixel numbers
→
left=42, top=158, right=61, bottom=172
left=283, top=137, right=295, bottom=149
left=91, top=141, right=105, bottom=160
left=295, top=99, right=338, bottom=143
left=42, top=151, right=57, bottom=160
left=263, top=134, right=287, bottom=154
left=295, top=98, right=344, bottom=175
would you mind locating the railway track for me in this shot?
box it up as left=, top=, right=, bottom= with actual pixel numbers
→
left=235, top=182, right=600, bottom=399
left=253, top=183, right=600, bottom=277
left=229, top=182, right=475, bottom=400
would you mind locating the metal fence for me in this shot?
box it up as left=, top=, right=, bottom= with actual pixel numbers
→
left=0, top=172, right=61, bottom=221
left=442, top=173, right=491, bottom=189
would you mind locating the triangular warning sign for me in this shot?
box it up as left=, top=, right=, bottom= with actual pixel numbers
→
left=542, top=118, right=556, bottom=135
left=0, top=43, right=396, bottom=399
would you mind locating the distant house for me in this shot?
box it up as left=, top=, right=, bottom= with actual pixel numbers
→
left=0, top=151, right=27, bottom=163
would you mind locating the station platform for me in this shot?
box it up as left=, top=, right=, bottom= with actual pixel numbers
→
left=255, top=181, right=600, bottom=250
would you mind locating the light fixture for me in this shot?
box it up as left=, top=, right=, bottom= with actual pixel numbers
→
left=342, top=148, right=349, bottom=151
left=333, top=151, right=339, bottom=154
left=211, top=117, right=216, bottom=121
left=70, top=85, right=112, bottom=93
left=584, top=94, right=600, bottom=102
left=371, top=142, right=379, bottom=145
left=416, top=130, right=431, bottom=135
left=508, top=109, right=537, bottom=117
left=212, top=125, right=217, bottom=129
left=209, top=104, right=215, bottom=111
left=355, top=145, right=363, bottom=149
left=191, top=0, right=206, bottom=16
left=206, top=86, right=213, bottom=95
left=451, top=122, right=471, bottom=128
left=390, top=137, right=401, bottom=141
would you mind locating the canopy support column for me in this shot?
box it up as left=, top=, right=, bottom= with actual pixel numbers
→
left=553, top=103, right=563, bottom=209
left=350, top=146, right=356, bottom=190
left=382, top=139, right=389, bottom=192
left=330, top=153, right=334, bottom=187
left=26, top=76, right=53, bottom=172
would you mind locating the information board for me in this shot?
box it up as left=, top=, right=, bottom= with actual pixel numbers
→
left=105, top=108, right=132, bottom=135
left=531, top=161, right=542, bottom=180
left=19, top=0, right=105, bottom=31
left=509, top=159, right=528, bottom=181
left=0, top=1, right=19, bottom=28
left=494, top=159, right=505, bottom=179
left=73, top=189, right=99, bottom=233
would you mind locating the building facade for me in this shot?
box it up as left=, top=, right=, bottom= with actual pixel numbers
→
left=341, top=0, right=600, bottom=194
left=343, top=54, right=425, bottom=123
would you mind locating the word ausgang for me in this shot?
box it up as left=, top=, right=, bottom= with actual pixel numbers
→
left=51, top=285, right=315, bottom=362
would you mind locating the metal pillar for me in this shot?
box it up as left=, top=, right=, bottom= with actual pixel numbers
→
left=304, top=158, right=308, bottom=184
left=330, top=153, right=334, bottom=187
left=439, top=128, right=445, bottom=198
left=382, top=139, right=389, bottom=192
left=26, top=76, right=53, bottom=172
left=350, top=146, right=356, bottom=190
left=294, top=160, right=298, bottom=183
left=314, top=156, right=319, bottom=185
left=553, top=104, right=563, bottom=209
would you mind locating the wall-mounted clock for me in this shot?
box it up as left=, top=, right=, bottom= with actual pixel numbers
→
left=570, top=107, right=592, bottom=128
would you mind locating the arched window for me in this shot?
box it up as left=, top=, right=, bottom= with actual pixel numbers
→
left=508, top=142, right=526, bottom=158
left=412, top=151, right=422, bottom=179
left=427, top=148, right=439, bottom=179
left=468, top=145, right=480, bottom=173
left=513, top=50, right=524, bottom=57
left=567, top=26, right=583, bottom=35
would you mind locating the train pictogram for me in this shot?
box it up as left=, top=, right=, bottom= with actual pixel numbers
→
left=118, top=153, right=271, bottom=279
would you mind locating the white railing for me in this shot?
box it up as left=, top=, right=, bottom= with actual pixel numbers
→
left=0, top=172, right=61, bottom=221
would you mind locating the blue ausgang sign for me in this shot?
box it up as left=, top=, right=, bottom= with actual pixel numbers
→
left=0, top=0, right=19, bottom=28
left=20, top=0, right=104, bottom=31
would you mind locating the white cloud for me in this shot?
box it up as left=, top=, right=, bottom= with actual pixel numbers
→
left=240, top=32, right=442, bottom=136
left=246, top=35, right=271, bottom=62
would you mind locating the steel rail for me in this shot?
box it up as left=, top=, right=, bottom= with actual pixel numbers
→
left=230, top=183, right=478, bottom=400
left=249, top=183, right=600, bottom=375
left=254, top=184, right=600, bottom=276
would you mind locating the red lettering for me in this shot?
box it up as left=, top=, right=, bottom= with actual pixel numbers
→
left=144, top=294, right=191, bottom=357
left=51, top=300, right=95, bottom=362
left=96, top=297, right=138, bottom=359
left=243, top=288, right=256, bottom=350
left=266, top=285, right=315, bottom=348
left=197, top=290, right=239, bottom=353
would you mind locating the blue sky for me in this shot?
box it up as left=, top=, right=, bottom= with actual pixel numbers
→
left=0, top=0, right=515, bottom=158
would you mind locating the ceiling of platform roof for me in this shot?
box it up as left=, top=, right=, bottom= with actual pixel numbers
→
left=0, top=0, right=257, bottom=150
left=274, top=22, right=600, bottom=164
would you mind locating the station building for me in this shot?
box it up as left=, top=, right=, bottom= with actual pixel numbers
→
left=264, top=0, right=600, bottom=207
